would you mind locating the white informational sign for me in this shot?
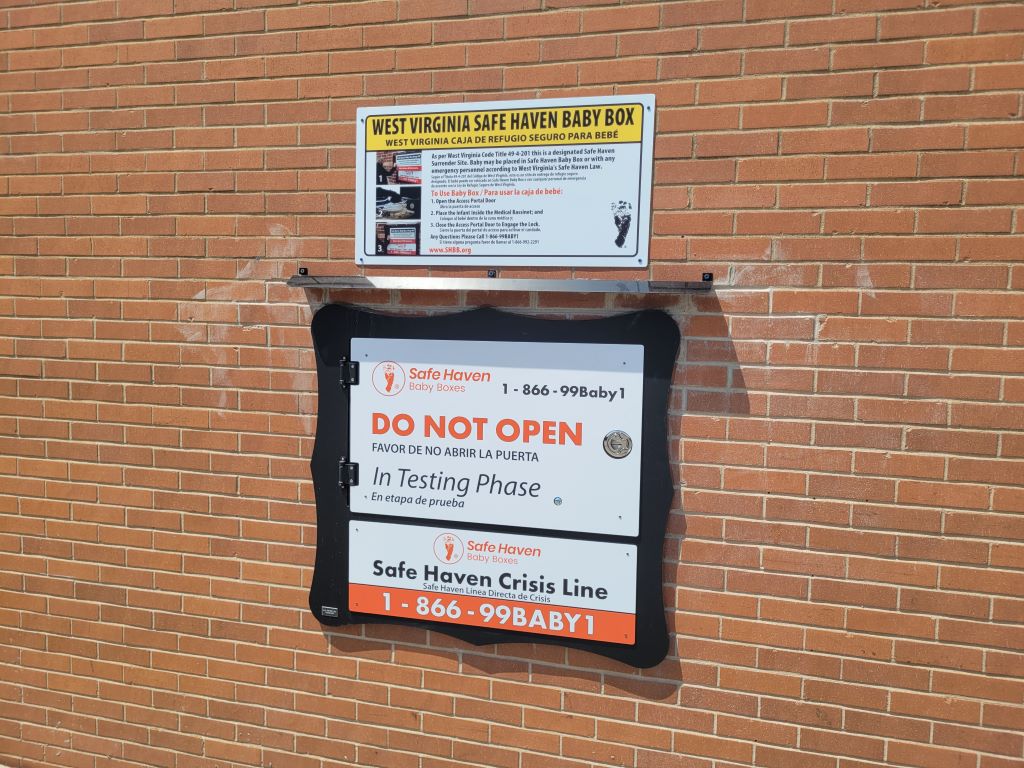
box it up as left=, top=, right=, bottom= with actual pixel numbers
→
left=355, top=94, right=655, bottom=267
left=349, top=521, right=637, bottom=644
left=349, top=337, right=644, bottom=536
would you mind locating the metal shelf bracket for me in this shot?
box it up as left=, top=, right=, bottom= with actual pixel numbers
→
left=286, top=273, right=713, bottom=295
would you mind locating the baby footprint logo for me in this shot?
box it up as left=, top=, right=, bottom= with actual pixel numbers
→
left=611, top=200, right=632, bottom=248
left=433, top=533, right=464, bottom=564
left=371, top=361, right=405, bottom=396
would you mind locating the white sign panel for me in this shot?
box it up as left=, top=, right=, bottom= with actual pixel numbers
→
left=349, top=337, right=644, bottom=536
left=349, top=521, right=637, bottom=644
left=355, top=94, right=655, bottom=267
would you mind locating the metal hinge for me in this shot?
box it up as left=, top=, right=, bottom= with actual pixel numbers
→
left=340, top=358, right=359, bottom=387
left=338, top=461, right=358, bottom=487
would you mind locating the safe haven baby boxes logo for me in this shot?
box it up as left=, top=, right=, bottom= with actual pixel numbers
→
left=373, top=361, right=493, bottom=397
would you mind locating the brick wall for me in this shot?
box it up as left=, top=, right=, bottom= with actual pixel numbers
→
left=2, top=1, right=1023, bottom=767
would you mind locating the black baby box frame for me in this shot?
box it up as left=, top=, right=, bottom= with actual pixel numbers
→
left=307, top=304, right=679, bottom=668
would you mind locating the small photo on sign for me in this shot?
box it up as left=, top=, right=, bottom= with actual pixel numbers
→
left=395, top=151, right=422, bottom=185
left=375, top=222, right=420, bottom=257
left=374, top=151, right=400, bottom=185
left=375, top=186, right=420, bottom=220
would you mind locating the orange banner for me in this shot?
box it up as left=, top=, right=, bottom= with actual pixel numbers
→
left=349, top=583, right=634, bottom=645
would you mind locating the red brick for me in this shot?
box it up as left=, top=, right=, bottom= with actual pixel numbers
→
left=880, top=8, right=974, bottom=40
left=737, top=156, right=823, bottom=181
left=919, top=208, right=1012, bottom=234
left=835, top=40, right=925, bottom=70
left=789, top=15, right=871, bottom=44
left=582, top=5, right=660, bottom=33
left=699, top=77, right=782, bottom=104
left=929, top=34, right=1024, bottom=65
left=664, top=0, right=742, bottom=27
left=974, top=61, right=1024, bottom=91
left=662, top=52, right=741, bottom=80
left=878, top=66, right=971, bottom=95
left=744, top=102, right=828, bottom=129
left=977, top=5, right=1024, bottom=32
left=3, top=8, right=1024, bottom=768
left=968, top=123, right=1024, bottom=150
left=696, top=131, right=777, bottom=158
left=831, top=97, right=921, bottom=125
left=787, top=71, right=874, bottom=99
left=504, top=63, right=577, bottom=89
left=746, top=46, right=829, bottom=74
left=702, top=22, right=784, bottom=51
